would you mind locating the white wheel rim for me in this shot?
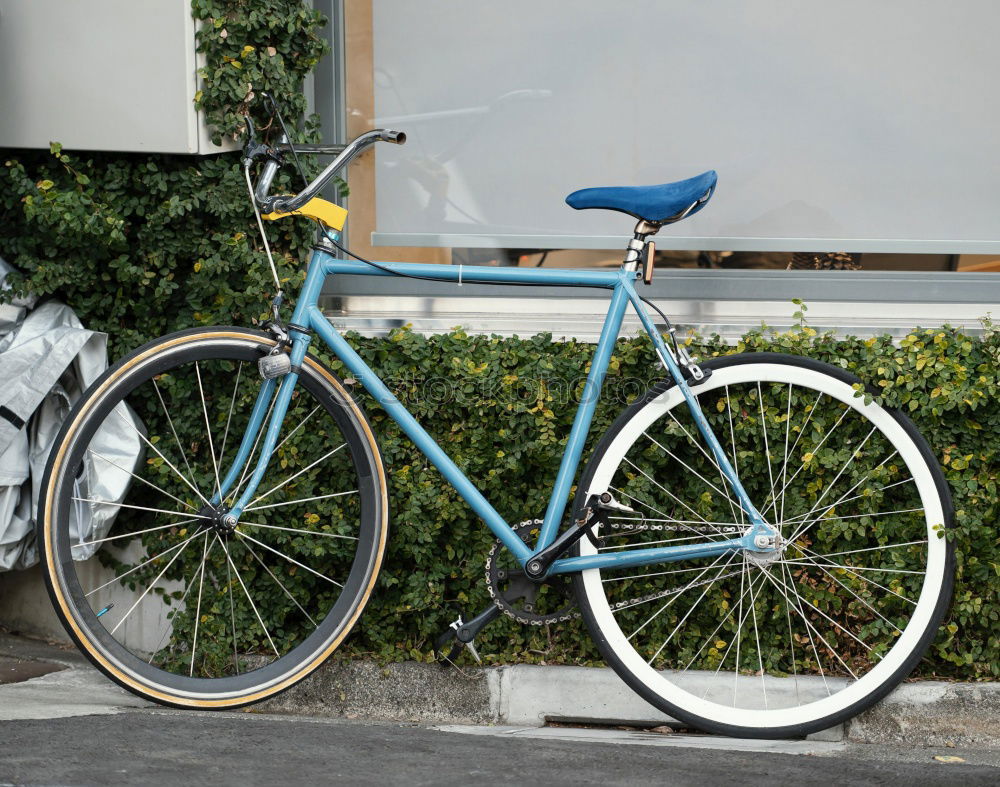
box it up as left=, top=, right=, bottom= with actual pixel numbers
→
left=580, top=362, right=947, bottom=730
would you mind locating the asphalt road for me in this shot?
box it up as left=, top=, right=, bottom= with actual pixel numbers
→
left=1, top=710, right=998, bottom=787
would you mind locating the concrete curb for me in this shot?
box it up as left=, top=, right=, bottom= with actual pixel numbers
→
left=260, top=659, right=1000, bottom=747
left=2, top=630, right=996, bottom=747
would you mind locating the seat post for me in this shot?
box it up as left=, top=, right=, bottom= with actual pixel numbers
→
left=622, top=220, right=661, bottom=271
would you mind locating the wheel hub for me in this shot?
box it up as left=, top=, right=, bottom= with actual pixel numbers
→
left=744, top=532, right=785, bottom=566
left=198, top=504, right=236, bottom=536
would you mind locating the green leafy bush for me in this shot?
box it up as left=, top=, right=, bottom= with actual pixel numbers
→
left=314, top=324, right=998, bottom=678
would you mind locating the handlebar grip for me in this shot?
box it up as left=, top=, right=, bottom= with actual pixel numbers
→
left=379, top=129, right=407, bottom=145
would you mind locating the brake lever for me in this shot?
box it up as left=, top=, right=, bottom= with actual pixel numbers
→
left=242, top=138, right=283, bottom=169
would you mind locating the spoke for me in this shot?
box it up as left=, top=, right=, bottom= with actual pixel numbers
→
left=87, top=448, right=195, bottom=512
left=76, top=518, right=201, bottom=548
left=779, top=561, right=830, bottom=694
left=625, top=552, right=728, bottom=635
left=238, top=521, right=358, bottom=541
left=235, top=530, right=343, bottom=588
left=244, top=488, right=356, bottom=513
left=782, top=559, right=924, bottom=576
left=768, top=403, right=851, bottom=513
left=784, top=425, right=879, bottom=541
left=645, top=551, right=740, bottom=665
left=152, top=379, right=198, bottom=488
left=194, top=361, right=223, bottom=500
left=799, top=557, right=903, bottom=633
left=71, top=497, right=208, bottom=521
left=762, top=567, right=860, bottom=679
left=216, top=361, right=244, bottom=470
left=665, top=407, right=726, bottom=477
left=147, top=532, right=209, bottom=664
left=766, top=568, right=871, bottom=664
left=109, top=532, right=196, bottom=636
left=113, top=407, right=209, bottom=506
left=642, top=431, right=740, bottom=514
left=786, top=450, right=899, bottom=545
left=801, top=539, right=928, bottom=561
left=246, top=443, right=347, bottom=509
left=795, top=545, right=917, bottom=605
left=793, top=508, right=926, bottom=530
left=623, top=459, right=713, bottom=526
left=86, top=530, right=204, bottom=597
left=756, top=382, right=777, bottom=531
left=781, top=550, right=800, bottom=704
left=782, top=507, right=924, bottom=527
left=222, top=537, right=280, bottom=658
left=778, top=383, right=792, bottom=524
left=724, top=386, right=745, bottom=526
left=780, top=478, right=914, bottom=522
left=749, top=561, right=768, bottom=709
left=272, top=405, right=322, bottom=456
left=189, top=532, right=213, bottom=677
left=681, top=586, right=743, bottom=671
left=242, top=539, right=318, bottom=627
left=608, top=555, right=740, bottom=616
left=223, top=534, right=239, bottom=674
left=733, top=557, right=761, bottom=705
left=705, top=389, right=741, bottom=528
left=668, top=390, right=751, bottom=525
left=700, top=563, right=763, bottom=701
left=762, top=388, right=821, bottom=518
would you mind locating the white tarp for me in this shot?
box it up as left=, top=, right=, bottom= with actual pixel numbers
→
left=0, top=258, right=142, bottom=570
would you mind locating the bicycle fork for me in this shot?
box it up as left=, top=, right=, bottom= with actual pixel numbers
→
left=205, top=327, right=313, bottom=524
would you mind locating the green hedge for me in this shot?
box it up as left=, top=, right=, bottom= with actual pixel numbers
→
left=312, top=324, right=998, bottom=678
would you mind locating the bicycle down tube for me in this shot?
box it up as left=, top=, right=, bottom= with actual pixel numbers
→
left=216, top=245, right=774, bottom=576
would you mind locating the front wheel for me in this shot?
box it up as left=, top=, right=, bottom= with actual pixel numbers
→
left=573, top=352, right=953, bottom=738
left=38, top=327, right=389, bottom=709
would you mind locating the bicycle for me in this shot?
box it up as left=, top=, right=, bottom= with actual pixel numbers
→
left=37, top=106, right=954, bottom=739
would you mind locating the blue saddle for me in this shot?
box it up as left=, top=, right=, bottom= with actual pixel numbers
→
left=565, top=170, right=717, bottom=224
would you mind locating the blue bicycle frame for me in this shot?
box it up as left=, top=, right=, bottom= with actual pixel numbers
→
left=211, top=243, right=775, bottom=576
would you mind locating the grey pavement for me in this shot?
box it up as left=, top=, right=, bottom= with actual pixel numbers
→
left=1, top=633, right=999, bottom=786
left=2, top=710, right=1000, bottom=787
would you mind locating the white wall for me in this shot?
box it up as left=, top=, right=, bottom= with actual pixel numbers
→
left=0, top=0, right=225, bottom=154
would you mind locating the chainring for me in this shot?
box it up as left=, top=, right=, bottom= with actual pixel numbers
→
left=485, top=519, right=580, bottom=625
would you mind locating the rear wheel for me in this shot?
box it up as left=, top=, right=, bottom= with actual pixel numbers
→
left=38, top=327, right=388, bottom=708
left=574, top=352, right=953, bottom=738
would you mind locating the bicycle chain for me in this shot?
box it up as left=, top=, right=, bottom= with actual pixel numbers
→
left=485, top=518, right=750, bottom=626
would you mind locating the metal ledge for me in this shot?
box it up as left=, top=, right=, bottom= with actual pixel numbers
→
left=320, top=268, right=999, bottom=342
left=372, top=233, right=1000, bottom=255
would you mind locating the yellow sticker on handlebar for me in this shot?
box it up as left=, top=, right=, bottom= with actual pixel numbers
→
left=261, top=196, right=348, bottom=231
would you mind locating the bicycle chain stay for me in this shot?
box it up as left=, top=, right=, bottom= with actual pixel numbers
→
left=485, top=517, right=753, bottom=626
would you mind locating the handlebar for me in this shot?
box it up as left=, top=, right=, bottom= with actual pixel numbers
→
left=253, top=128, right=406, bottom=214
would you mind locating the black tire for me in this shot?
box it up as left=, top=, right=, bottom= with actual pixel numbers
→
left=572, top=352, right=954, bottom=738
left=38, top=327, right=389, bottom=709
